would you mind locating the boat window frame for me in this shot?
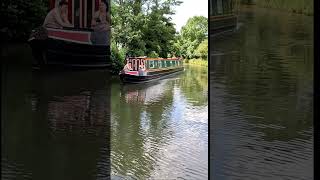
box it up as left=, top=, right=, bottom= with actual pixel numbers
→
left=154, top=60, right=158, bottom=69
left=149, top=60, right=155, bottom=69
left=162, top=60, right=166, bottom=68
left=166, top=60, right=170, bottom=67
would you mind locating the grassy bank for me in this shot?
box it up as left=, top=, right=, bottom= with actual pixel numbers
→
left=185, top=59, right=208, bottom=67
left=242, top=0, right=313, bottom=16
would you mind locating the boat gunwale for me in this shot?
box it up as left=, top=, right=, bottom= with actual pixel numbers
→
left=122, top=66, right=183, bottom=74
left=120, top=67, right=184, bottom=83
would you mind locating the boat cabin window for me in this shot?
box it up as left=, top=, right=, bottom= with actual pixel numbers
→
left=166, top=60, right=170, bottom=67
left=162, top=60, right=166, bottom=68
left=158, top=60, right=162, bottom=68
left=149, top=60, right=155, bottom=69
left=154, top=60, right=158, bottom=68
left=172, top=61, right=176, bottom=66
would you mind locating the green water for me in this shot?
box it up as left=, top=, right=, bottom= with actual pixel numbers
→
left=211, top=6, right=313, bottom=179
left=111, top=65, right=208, bottom=179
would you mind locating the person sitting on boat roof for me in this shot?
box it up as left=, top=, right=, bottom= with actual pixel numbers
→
left=91, top=0, right=111, bottom=32
left=123, top=62, right=132, bottom=72
left=43, top=0, right=73, bottom=29
left=138, top=65, right=146, bottom=76
left=90, top=0, right=110, bottom=45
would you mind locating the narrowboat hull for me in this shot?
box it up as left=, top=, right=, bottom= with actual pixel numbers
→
left=210, top=14, right=237, bottom=36
left=29, top=39, right=110, bottom=68
left=120, top=67, right=184, bottom=83
left=28, top=28, right=110, bottom=68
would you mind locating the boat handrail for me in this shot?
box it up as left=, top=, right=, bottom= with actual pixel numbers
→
left=126, top=57, right=181, bottom=60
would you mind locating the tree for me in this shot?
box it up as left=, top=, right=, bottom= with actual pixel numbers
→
left=111, top=0, right=182, bottom=57
left=110, top=0, right=182, bottom=73
left=0, top=0, right=47, bottom=41
left=195, top=39, right=208, bottom=60
left=177, top=16, right=208, bottom=59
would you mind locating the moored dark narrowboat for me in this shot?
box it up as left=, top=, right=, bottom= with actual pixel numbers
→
left=119, top=57, right=184, bottom=83
left=28, top=0, right=110, bottom=68
left=210, top=0, right=240, bottom=36
left=29, top=27, right=110, bottom=67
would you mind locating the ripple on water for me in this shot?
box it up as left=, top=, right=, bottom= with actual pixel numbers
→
left=210, top=7, right=313, bottom=180
left=112, top=67, right=208, bottom=179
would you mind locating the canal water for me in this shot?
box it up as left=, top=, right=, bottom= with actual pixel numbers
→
left=1, top=49, right=111, bottom=180
left=1, top=45, right=208, bottom=179
left=211, top=6, right=313, bottom=180
left=110, top=65, right=208, bottom=179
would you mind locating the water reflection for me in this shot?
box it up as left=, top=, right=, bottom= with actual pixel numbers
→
left=1, top=63, right=111, bottom=180
left=111, top=66, right=208, bottom=179
left=120, top=81, right=169, bottom=105
left=211, top=6, right=313, bottom=179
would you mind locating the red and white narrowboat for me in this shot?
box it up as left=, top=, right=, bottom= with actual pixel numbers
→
left=28, top=0, right=110, bottom=68
left=119, top=57, right=184, bottom=83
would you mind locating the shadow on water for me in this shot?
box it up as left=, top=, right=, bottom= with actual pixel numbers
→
left=1, top=48, right=111, bottom=179
left=210, top=6, right=313, bottom=180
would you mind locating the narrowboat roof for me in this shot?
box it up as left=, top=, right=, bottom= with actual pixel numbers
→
left=128, top=57, right=182, bottom=61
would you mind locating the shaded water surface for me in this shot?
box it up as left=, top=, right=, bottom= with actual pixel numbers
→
left=1, top=47, right=111, bottom=180
left=111, top=65, right=208, bottom=179
left=210, top=7, right=313, bottom=179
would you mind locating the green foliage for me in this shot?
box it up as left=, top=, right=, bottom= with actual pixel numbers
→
left=111, top=1, right=208, bottom=72
left=111, top=0, right=182, bottom=73
left=194, top=39, right=208, bottom=60
left=175, top=16, right=208, bottom=59
left=186, top=59, right=208, bottom=67
left=111, top=42, right=125, bottom=74
left=112, top=0, right=182, bottom=58
left=148, top=51, right=159, bottom=58
left=0, top=0, right=48, bottom=41
left=181, top=16, right=208, bottom=44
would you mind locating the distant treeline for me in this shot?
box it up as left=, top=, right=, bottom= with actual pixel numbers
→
left=241, top=0, right=313, bottom=16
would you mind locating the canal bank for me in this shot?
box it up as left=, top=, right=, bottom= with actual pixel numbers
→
left=185, top=59, right=208, bottom=67
left=210, top=5, right=313, bottom=179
